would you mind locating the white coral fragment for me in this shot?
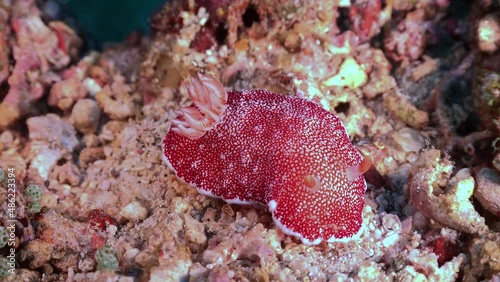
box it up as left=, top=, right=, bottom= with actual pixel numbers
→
left=322, top=57, right=367, bottom=89
left=27, top=114, right=78, bottom=180
left=409, top=149, right=488, bottom=234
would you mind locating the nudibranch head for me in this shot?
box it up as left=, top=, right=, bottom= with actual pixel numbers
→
left=162, top=74, right=368, bottom=245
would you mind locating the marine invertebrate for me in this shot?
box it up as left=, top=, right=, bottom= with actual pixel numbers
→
left=24, top=183, right=43, bottom=213
left=0, top=257, right=10, bottom=278
left=25, top=184, right=43, bottom=202
left=163, top=74, right=369, bottom=245
left=95, top=245, right=119, bottom=271
left=0, top=167, right=4, bottom=184
left=0, top=227, right=8, bottom=248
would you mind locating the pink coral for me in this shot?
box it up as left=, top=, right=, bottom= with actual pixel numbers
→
left=349, top=0, right=392, bottom=43
left=384, top=9, right=427, bottom=64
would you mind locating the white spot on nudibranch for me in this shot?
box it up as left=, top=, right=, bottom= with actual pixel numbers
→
left=268, top=200, right=277, bottom=212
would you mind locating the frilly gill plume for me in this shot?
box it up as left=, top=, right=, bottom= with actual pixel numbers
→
left=170, top=73, right=228, bottom=139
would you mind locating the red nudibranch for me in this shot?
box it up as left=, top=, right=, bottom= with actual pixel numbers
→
left=162, top=74, right=370, bottom=245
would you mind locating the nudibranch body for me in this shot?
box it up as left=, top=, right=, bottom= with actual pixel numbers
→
left=162, top=74, right=370, bottom=245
